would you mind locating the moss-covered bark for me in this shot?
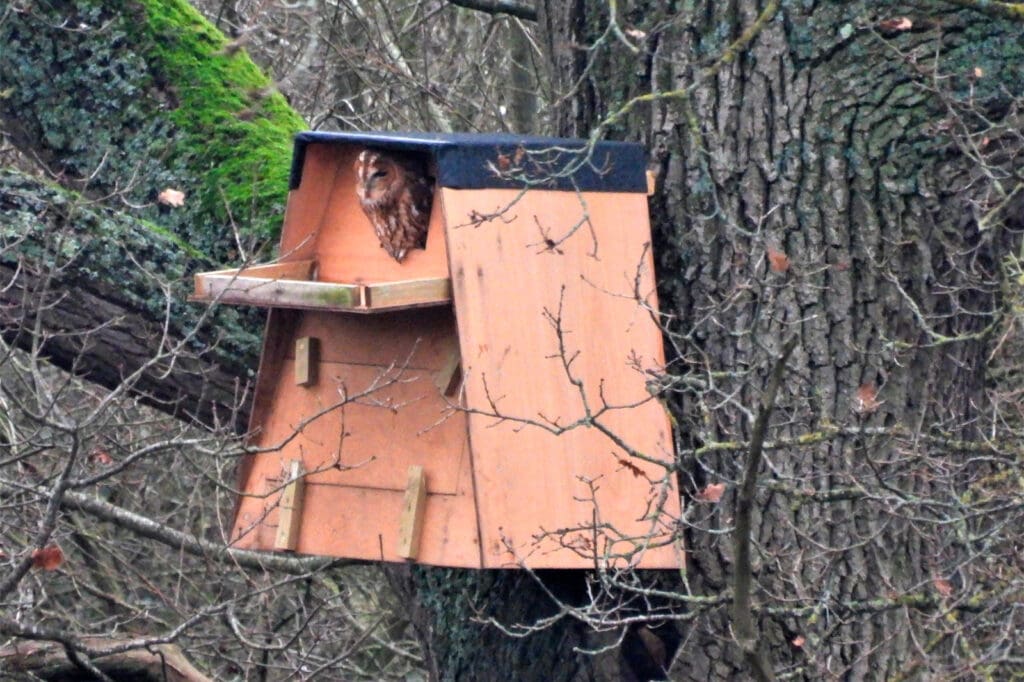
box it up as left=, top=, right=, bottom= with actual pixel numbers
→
left=0, top=0, right=305, bottom=426
left=0, top=167, right=261, bottom=427
left=0, top=0, right=305, bottom=257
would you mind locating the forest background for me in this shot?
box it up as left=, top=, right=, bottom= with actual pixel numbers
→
left=2, top=1, right=1024, bottom=680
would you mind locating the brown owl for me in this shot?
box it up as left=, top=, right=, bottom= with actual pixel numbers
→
left=354, top=149, right=433, bottom=262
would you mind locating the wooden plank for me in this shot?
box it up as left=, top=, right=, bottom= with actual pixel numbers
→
left=362, top=278, right=452, bottom=309
left=192, top=260, right=315, bottom=300
left=192, top=273, right=362, bottom=310
left=434, top=347, right=462, bottom=397
left=396, top=465, right=428, bottom=559
left=294, top=336, right=318, bottom=386
left=237, top=260, right=316, bottom=280
left=441, top=187, right=681, bottom=569
left=274, top=460, right=306, bottom=551
left=193, top=272, right=450, bottom=312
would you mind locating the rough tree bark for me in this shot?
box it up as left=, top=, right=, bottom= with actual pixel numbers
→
left=416, top=2, right=1024, bottom=680
left=0, top=0, right=304, bottom=428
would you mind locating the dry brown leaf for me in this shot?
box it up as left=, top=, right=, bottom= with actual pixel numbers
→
left=878, top=17, right=913, bottom=31
left=31, top=544, right=63, bottom=571
left=853, top=383, right=883, bottom=415
left=697, top=483, right=726, bottom=503
left=933, top=576, right=954, bottom=597
left=767, top=247, right=790, bottom=273
left=89, top=449, right=113, bottom=465
left=157, top=188, right=186, bottom=207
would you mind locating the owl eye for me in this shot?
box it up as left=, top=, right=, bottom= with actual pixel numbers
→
left=372, top=169, right=388, bottom=178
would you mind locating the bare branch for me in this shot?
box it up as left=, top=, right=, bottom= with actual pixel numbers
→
left=447, top=0, right=537, bottom=21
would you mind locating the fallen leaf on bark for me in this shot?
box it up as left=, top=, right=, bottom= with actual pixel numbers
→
left=878, top=17, right=912, bottom=31
left=31, top=545, right=63, bottom=571
left=697, top=483, right=726, bottom=503
left=157, top=188, right=186, bottom=207
left=767, top=248, right=790, bottom=273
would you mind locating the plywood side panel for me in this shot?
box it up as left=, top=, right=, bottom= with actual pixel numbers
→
left=442, top=188, right=680, bottom=569
left=232, top=306, right=480, bottom=567
left=231, top=423, right=480, bottom=566
left=290, top=309, right=459, bottom=369
left=294, top=484, right=481, bottom=566
left=253, top=359, right=469, bottom=493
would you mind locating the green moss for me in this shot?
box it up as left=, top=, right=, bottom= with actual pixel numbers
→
left=313, top=286, right=360, bottom=307
left=133, top=0, right=305, bottom=243
left=0, top=0, right=305, bottom=263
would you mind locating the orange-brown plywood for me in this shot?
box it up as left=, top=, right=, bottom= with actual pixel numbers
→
left=232, top=307, right=483, bottom=567
left=442, top=188, right=680, bottom=569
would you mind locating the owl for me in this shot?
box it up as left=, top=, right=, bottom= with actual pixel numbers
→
left=354, top=149, right=434, bottom=262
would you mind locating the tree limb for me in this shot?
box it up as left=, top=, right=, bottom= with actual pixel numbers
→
left=448, top=0, right=537, bottom=21
left=732, top=336, right=797, bottom=682
left=55, top=486, right=346, bottom=574
left=939, top=0, right=1024, bottom=22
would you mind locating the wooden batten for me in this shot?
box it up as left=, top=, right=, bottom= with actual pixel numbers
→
left=274, top=460, right=306, bottom=551
left=434, top=347, right=462, bottom=397
left=396, top=465, right=428, bottom=560
left=362, top=278, right=453, bottom=309
left=193, top=269, right=451, bottom=313
left=294, top=336, right=318, bottom=386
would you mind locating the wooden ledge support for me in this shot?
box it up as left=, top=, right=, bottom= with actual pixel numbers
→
left=397, top=465, right=428, bottom=560
left=434, top=347, right=462, bottom=397
left=295, top=336, right=319, bottom=386
left=274, top=460, right=306, bottom=551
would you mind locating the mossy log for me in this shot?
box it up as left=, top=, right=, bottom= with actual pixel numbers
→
left=0, top=168, right=262, bottom=428
left=0, top=637, right=211, bottom=682
left=0, top=0, right=306, bottom=427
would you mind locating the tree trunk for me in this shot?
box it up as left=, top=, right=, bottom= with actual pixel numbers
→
left=0, top=168, right=261, bottom=429
left=415, top=2, right=1024, bottom=680
left=659, top=4, right=1023, bottom=678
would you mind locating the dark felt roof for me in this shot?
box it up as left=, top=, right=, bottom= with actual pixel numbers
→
left=290, top=130, right=648, bottom=193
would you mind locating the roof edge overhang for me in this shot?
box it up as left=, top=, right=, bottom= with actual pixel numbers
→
left=289, top=130, right=648, bottom=194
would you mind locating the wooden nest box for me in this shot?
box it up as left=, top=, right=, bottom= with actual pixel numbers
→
left=193, top=131, right=681, bottom=569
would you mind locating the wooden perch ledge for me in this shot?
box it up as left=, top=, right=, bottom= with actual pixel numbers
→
left=191, top=259, right=452, bottom=312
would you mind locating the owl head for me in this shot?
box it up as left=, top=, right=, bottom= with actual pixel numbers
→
left=354, top=150, right=397, bottom=206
